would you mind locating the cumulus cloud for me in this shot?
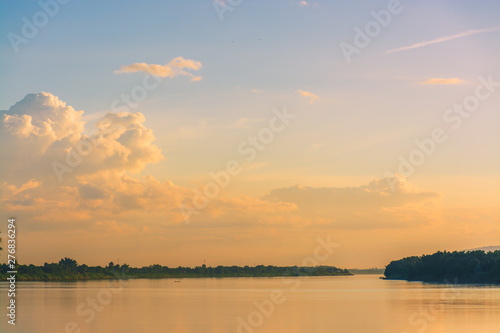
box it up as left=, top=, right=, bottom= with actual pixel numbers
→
left=264, top=174, right=441, bottom=229
left=0, top=93, right=452, bottom=267
left=420, top=78, right=465, bottom=85
left=79, top=183, right=108, bottom=200
left=0, top=92, right=301, bottom=235
left=0, top=93, right=168, bottom=221
left=0, top=93, right=441, bottom=233
left=297, top=90, right=319, bottom=103
left=114, top=56, right=202, bottom=81
left=0, top=93, right=164, bottom=187
left=84, top=111, right=164, bottom=174
left=186, top=195, right=299, bottom=228
left=2, top=92, right=84, bottom=150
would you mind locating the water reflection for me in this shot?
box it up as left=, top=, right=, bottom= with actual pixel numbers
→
left=0, top=275, right=499, bottom=333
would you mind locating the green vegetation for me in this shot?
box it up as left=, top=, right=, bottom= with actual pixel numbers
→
left=348, top=268, right=384, bottom=275
left=0, top=258, right=352, bottom=281
left=384, top=250, right=500, bottom=284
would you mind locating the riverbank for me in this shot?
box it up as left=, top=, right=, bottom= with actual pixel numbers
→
left=0, top=259, right=352, bottom=281
left=384, top=250, right=500, bottom=285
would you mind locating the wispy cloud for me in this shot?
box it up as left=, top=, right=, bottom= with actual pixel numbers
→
left=387, top=27, right=500, bottom=54
left=297, top=90, right=319, bottom=103
left=115, top=56, right=202, bottom=81
left=252, top=88, right=263, bottom=93
left=420, top=78, right=465, bottom=85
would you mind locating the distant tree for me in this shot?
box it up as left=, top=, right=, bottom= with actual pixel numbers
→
left=0, top=257, right=352, bottom=281
left=59, top=258, right=78, bottom=274
left=120, top=263, right=130, bottom=274
left=59, top=257, right=78, bottom=267
left=77, top=264, right=89, bottom=274
left=385, top=250, right=500, bottom=284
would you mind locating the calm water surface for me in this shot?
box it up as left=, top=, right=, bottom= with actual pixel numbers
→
left=1, top=275, right=499, bottom=333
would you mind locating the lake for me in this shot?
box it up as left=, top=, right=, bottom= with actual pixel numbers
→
left=1, top=275, right=499, bottom=332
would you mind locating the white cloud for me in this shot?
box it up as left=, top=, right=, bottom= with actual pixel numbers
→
left=0, top=92, right=163, bottom=190
left=3, top=92, right=84, bottom=147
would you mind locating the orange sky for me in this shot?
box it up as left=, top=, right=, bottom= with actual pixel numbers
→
left=1, top=1, right=499, bottom=269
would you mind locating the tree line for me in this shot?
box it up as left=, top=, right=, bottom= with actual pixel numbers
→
left=384, top=250, right=500, bottom=284
left=0, top=257, right=352, bottom=281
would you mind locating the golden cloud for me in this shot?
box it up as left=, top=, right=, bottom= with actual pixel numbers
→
left=297, top=89, right=319, bottom=103
left=114, top=56, right=202, bottom=80
left=0, top=93, right=458, bottom=267
left=420, top=78, right=465, bottom=85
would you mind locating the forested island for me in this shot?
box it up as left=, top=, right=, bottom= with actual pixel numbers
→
left=384, top=250, right=500, bottom=284
left=0, top=258, right=352, bottom=281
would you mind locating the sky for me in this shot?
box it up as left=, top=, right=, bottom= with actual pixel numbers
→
left=0, top=0, right=499, bottom=268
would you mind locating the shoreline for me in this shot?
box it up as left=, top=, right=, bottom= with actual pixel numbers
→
left=381, top=276, right=500, bottom=286
left=0, top=273, right=354, bottom=282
